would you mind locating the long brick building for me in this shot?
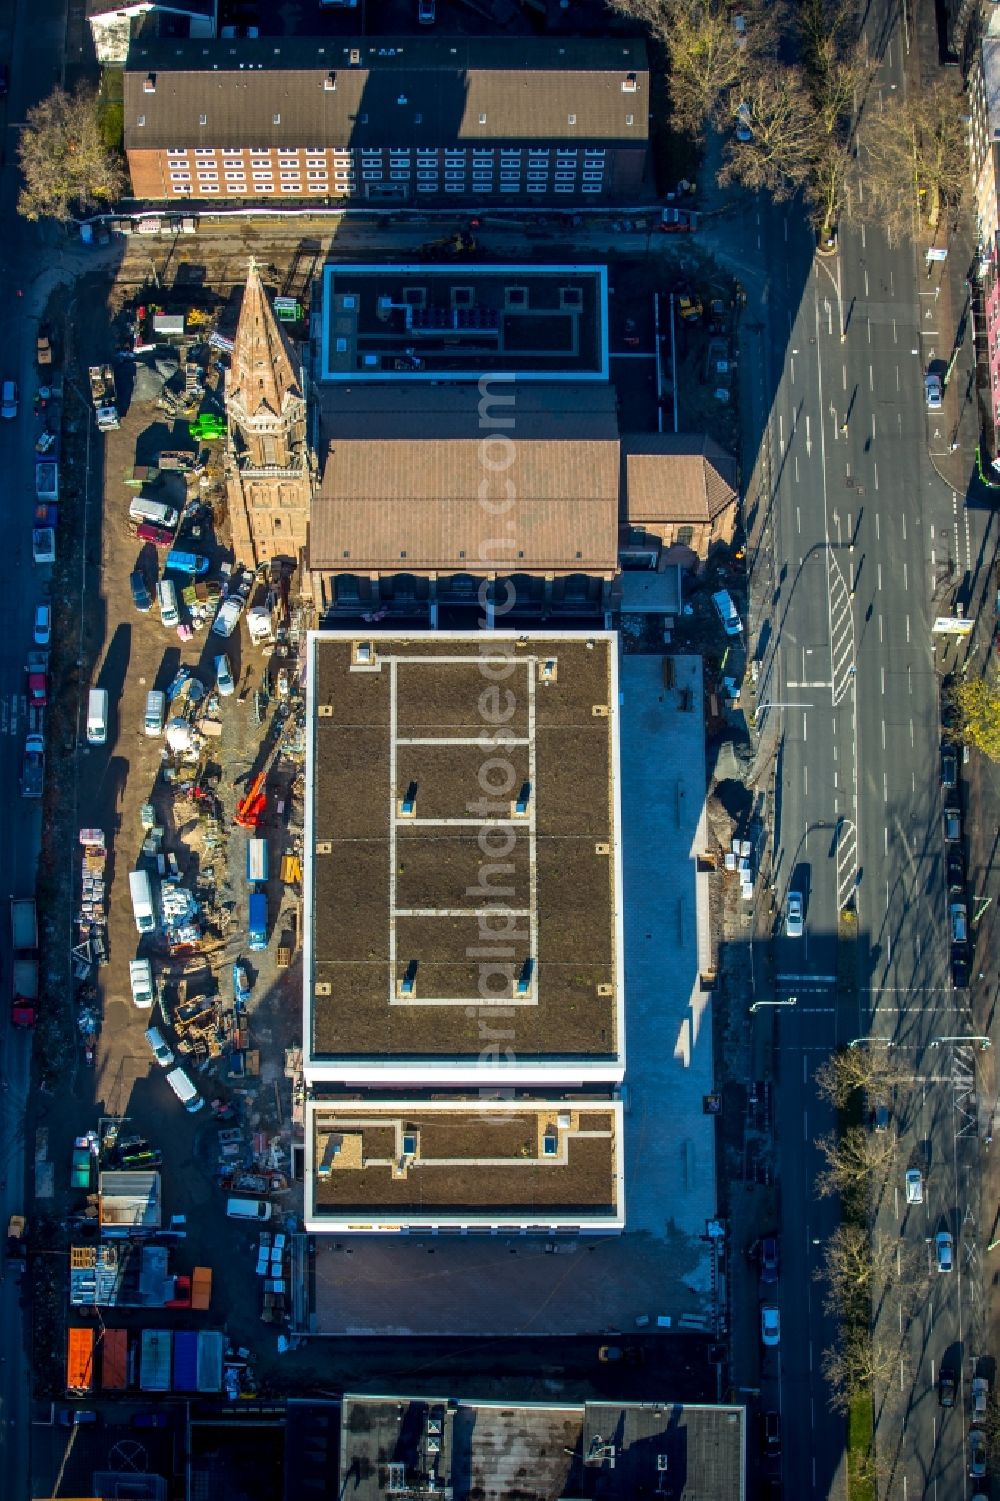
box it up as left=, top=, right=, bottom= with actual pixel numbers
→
left=122, top=34, right=649, bottom=206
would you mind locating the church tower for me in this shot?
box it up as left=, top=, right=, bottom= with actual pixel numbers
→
left=225, top=259, right=314, bottom=571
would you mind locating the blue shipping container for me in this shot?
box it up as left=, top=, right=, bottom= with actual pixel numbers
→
left=248, top=891, right=267, bottom=951
left=172, top=1330, right=199, bottom=1392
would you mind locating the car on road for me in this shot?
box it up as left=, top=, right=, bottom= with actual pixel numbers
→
left=597, top=1344, right=643, bottom=1364
left=947, top=847, right=965, bottom=892
left=941, top=744, right=958, bottom=787
left=925, top=372, right=943, bottom=410
left=939, top=1368, right=957, bottom=1407
left=1, top=378, right=18, bottom=419
left=873, top=1102, right=891, bottom=1133
left=130, top=570, right=153, bottom=613
left=943, top=805, right=962, bottom=843
left=936, top=1230, right=954, bottom=1272
left=33, top=602, right=51, bottom=645
left=969, top=1429, right=986, bottom=1477
left=0, top=64, right=9, bottom=97
left=763, top=1410, right=781, bottom=1452
left=972, top=1375, right=989, bottom=1417
left=735, top=101, right=753, bottom=142
left=949, top=902, right=969, bottom=945
left=951, top=946, right=970, bottom=990
left=214, top=654, right=235, bottom=697
left=905, top=1168, right=923, bottom=1205
left=760, top=1304, right=780, bottom=1346
left=784, top=892, right=804, bottom=938
left=760, top=1235, right=779, bottom=1283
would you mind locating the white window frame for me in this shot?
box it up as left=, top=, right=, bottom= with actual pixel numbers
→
left=445, top=183, right=465, bottom=193
left=167, top=149, right=188, bottom=159
left=199, top=185, right=220, bottom=194
left=416, top=182, right=437, bottom=192
left=554, top=183, right=576, bottom=193
left=280, top=183, right=301, bottom=193
left=390, top=170, right=410, bottom=181
left=195, top=148, right=215, bottom=157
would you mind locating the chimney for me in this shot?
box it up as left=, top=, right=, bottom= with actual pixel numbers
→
left=144, top=73, right=157, bottom=93
left=324, top=71, right=337, bottom=91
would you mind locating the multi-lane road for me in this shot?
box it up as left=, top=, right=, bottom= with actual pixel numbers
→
left=734, top=2, right=997, bottom=1495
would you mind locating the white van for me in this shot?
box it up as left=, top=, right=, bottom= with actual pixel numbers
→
left=129, top=497, right=179, bottom=529
left=129, top=869, right=157, bottom=933
left=144, top=689, right=166, bottom=736
left=156, top=580, right=179, bottom=629
left=129, top=958, right=155, bottom=1008
left=165, top=1066, right=204, bottom=1113
left=226, top=1197, right=272, bottom=1222
left=144, top=1024, right=174, bottom=1068
left=86, top=687, right=109, bottom=745
left=711, top=589, right=742, bottom=636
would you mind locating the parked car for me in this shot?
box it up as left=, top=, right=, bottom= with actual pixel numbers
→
left=951, top=946, right=970, bottom=990
left=972, top=1376, right=989, bottom=1417
left=212, top=596, right=243, bottom=638
left=939, top=1368, right=957, bottom=1407
left=33, top=602, right=51, bottom=645
left=130, top=570, right=153, bottom=613
left=943, top=805, right=961, bottom=843
left=763, top=1410, right=781, bottom=1452
left=735, top=101, right=753, bottom=142
left=760, top=1235, right=779, bottom=1283
left=969, top=1429, right=986, bottom=1477
left=215, top=654, right=235, bottom=697
left=56, top=1408, right=98, bottom=1426
left=941, top=744, right=958, bottom=787
left=905, top=1168, right=923, bottom=1205
left=947, top=847, right=965, bottom=892
left=784, top=892, right=804, bottom=938
left=873, top=1102, right=890, bottom=1133
left=418, top=0, right=436, bottom=19
left=760, top=1304, right=780, bottom=1347
left=1, top=378, right=18, bottom=419
left=936, top=1230, right=954, bottom=1272
left=925, top=372, right=943, bottom=410
left=949, top=903, right=969, bottom=945
left=711, top=589, right=742, bottom=636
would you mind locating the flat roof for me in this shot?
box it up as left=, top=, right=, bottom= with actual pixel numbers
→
left=320, top=265, right=608, bottom=382
left=305, top=1100, right=624, bottom=1231
left=303, top=632, right=625, bottom=1085
left=338, top=1396, right=746, bottom=1501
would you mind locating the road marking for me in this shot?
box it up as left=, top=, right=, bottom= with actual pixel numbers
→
left=881, top=665, right=885, bottom=694
left=884, top=826, right=889, bottom=855
left=905, top=614, right=910, bottom=642
left=909, top=719, right=914, bottom=747
left=881, top=720, right=886, bottom=749
left=875, top=513, right=880, bottom=541
left=804, top=764, right=808, bottom=794
left=874, top=460, right=878, bottom=490
left=803, top=1110, right=809, bottom=1141
left=879, top=614, right=883, bottom=643
left=869, top=362, right=873, bottom=390
left=902, top=514, right=906, bottom=541
left=878, top=562, right=882, bottom=591
left=796, top=505, right=801, bottom=533
left=902, top=561, right=908, bottom=591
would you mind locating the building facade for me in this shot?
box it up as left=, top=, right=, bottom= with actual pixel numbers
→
left=122, top=35, right=649, bottom=206
left=969, top=19, right=1000, bottom=438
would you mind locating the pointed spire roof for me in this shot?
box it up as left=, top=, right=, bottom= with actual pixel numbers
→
left=228, top=258, right=302, bottom=421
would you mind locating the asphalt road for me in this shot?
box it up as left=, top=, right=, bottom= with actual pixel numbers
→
left=735, top=3, right=996, bottom=1495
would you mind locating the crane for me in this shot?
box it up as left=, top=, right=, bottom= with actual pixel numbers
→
left=234, top=722, right=287, bottom=830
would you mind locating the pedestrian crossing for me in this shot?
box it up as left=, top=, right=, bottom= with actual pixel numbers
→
left=0, top=693, right=25, bottom=736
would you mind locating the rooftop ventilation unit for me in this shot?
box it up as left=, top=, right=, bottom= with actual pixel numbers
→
left=513, top=782, right=531, bottom=816
left=516, top=958, right=533, bottom=996
left=386, top=1463, right=406, bottom=1493
left=325, top=72, right=337, bottom=91
left=622, top=74, right=638, bottom=92
left=398, top=960, right=418, bottom=998
left=539, top=658, right=558, bottom=683
left=399, top=781, right=418, bottom=818
left=144, top=73, right=157, bottom=93
left=542, top=1132, right=558, bottom=1156
left=351, top=639, right=380, bottom=671
left=349, top=48, right=361, bottom=65
left=402, top=1132, right=418, bottom=1157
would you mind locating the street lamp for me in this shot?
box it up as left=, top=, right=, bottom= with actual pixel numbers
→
left=930, top=1035, right=991, bottom=1049
left=752, top=701, right=812, bottom=725
left=847, top=1036, right=894, bottom=1049
left=750, top=997, right=797, bottom=1014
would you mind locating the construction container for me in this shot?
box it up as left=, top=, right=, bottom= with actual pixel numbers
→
left=66, top=1327, right=95, bottom=1394
left=139, top=1328, right=172, bottom=1392
left=246, top=838, right=268, bottom=885
left=191, top=1266, right=212, bottom=1311
left=100, top=1328, right=128, bottom=1391
left=196, top=1330, right=224, bottom=1393
left=172, top=1330, right=198, bottom=1391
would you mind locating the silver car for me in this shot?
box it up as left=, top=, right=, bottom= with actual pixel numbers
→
left=785, top=892, right=804, bottom=938
left=904, top=1168, right=923, bottom=1205
left=925, top=372, right=943, bottom=410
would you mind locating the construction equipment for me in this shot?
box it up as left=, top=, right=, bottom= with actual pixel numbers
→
left=36, top=326, right=53, bottom=366
left=417, top=228, right=478, bottom=259
left=234, top=729, right=287, bottom=830
left=677, top=289, right=703, bottom=324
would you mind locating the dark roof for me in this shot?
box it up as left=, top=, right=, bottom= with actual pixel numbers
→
left=123, top=36, right=649, bottom=150
left=89, top=0, right=214, bottom=17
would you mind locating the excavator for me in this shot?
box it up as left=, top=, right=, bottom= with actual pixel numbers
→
left=234, top=727, right=287, bottom=830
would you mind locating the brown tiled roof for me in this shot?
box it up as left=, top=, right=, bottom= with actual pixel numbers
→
left=310, top=437, right=619, bottom=573
left=123, top=36, right=649, bottom=150
left=622, top=433, right=739, bottom=524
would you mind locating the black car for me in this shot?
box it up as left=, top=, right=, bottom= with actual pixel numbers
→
left=947, top=848, right=965, bottom=893
left=939, top=1368, right=957, bottom=1407
left=951, top=946, right=969, bottom=990
left=941, top=744, right=958, bottom=788
left=130, top=569, right=153, bottom=612
left=760, top=1235, right=779, bottom=1283
left=764, top=1410, right=781, bottom=1452
left=0, top=65, right=8, bottom=98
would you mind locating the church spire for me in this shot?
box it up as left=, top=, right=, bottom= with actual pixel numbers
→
left=228, top=257, right=302, bottom=423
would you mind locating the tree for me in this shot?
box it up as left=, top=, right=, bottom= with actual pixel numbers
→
left=717, top=69, right=816, bottom=200
left=610, top=0, right=779, bottom=134
left=815, top=1225, right=895, bottom=1319
left=862, top=80, right=969, bottom=239
left=814, top=1046, right=907, bottom=1110
left=17, top=84, right=125, bottom=224
left=821, top=1329, right=901, bottom=1412
left=944, top=675, right=1000, bottom=762
left=815, top=1125, right=896, bottom=1214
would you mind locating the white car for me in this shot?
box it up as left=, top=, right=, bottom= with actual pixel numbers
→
left=904, top=1168, right=923, bottom=1205
left=935, top=1230, right=954, bottom=1272
left=760, top=1304, right=780, bottom=1347
left=33, top=602, right=51, bottom=645
left=735, top=102, right=753, bottom=142
left=215, top=653, right=235, bottom=696
left=129, top=958, right=155, bottom=1009
left=212, top=596, right=243, bottom=639
left=784, top=892, right=804, bottom=938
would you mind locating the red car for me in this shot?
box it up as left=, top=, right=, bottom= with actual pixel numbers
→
left=135, top=522, right=174, bottom=548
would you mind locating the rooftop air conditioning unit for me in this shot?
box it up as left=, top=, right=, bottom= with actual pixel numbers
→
left=622, top=74, right=638, bottom=92
left=325, top=72, right=337, bottom=91
left=144, top=73, right=157, bottom=92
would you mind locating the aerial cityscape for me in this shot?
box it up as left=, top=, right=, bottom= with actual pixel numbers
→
left=0, top=0, right=997, bottom=1498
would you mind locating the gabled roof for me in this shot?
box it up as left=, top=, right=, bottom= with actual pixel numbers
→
left=622, top=432, right=739, bottom=525
left=123, top=35, right=649, bottom=151
left=310, top=436, right=619, bottom=574
left=229, top=259, right=303, bottom=422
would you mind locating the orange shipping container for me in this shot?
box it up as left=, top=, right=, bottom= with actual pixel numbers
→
left=100, top=1328, right=128, bottom=1391
left=191, top=1266, right=212, bottom=1311
left=66, top=1327, right=95, bottom=1394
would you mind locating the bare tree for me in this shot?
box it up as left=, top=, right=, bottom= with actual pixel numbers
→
left=815, top=1125, right=896, bottom=1211
left=17, top=84, right=125, bottom=224
left=821, top=1330, right=901, bottom=1413
left=814, top=1046, right=907, bottom=1110
left=815, top=1225, right=896, bottom=1319
left=717, top=68, right=816, bottom=200
left=862, top=78, right=968, bottom=236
